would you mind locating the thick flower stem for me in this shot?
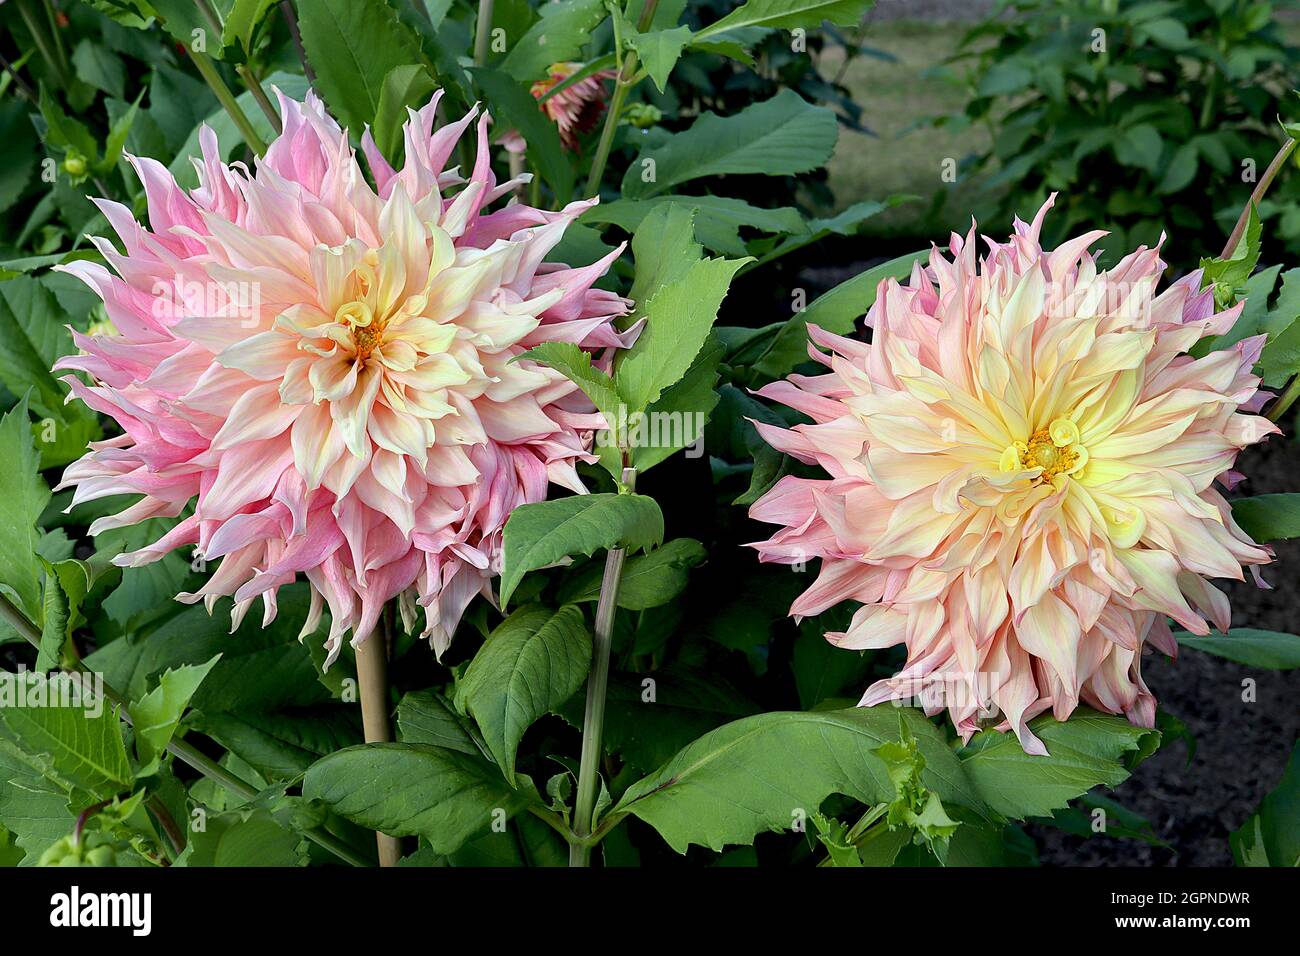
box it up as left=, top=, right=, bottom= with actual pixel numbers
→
left=0, top=593, right=370, bottom=867
left=1268, top=374, right=1300, bottom=422
left=584, top=70, right=633, bottom=197
left=194, top=0, right=225, bottom=40
left=583, top=0, right=660, bottom=196
left=15, top=0, right=69, bottom=89
left=1221, top=137, right=1297, bottom=259
left=236, top=64, right=283, bottom=134
left=0, top=51, right=36, bottom=102
left=146, top=794, right=187, bottom=858
left=474, top=0, right=495, bottom=67
left=186, top=47, right=269, bottom=156
left=355, top=613, right=403, bottom=866
left=1219, top=135, right=1300, bottom=421
left=570, top=467, right=636, bottom=866
left=40, top=0, right=70, bottom=76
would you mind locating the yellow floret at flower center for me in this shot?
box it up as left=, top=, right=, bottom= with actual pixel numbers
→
left=999, top=418, right=1087, bottom=482
left=1024, top=428, right=1075, bottom=477
left=351, top=323, right=383, bottom=360
left=336, top=300, right=383, bottom=361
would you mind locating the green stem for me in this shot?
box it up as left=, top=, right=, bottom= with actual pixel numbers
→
left=1221, top=136, right=1297, bottom=259
left=527, top=804, right=575, bottom=842
left=187, top=47, right=268, bottom=156
left=1268, top=374, right=1300, bottom=423
left=0, top=593, right=370, bottom=868
left=15, top=0, right=68, bottom=87
left=41, top=0, right=70, bottom=77
left=1219, top=135, right=1300, bottom=424
left=1198, top=66, right=1218, bottom=130
left=73, top=800, right=111, bottom=848
left=584, top=66, right=634, bottom=197
left=636, top=0, right=661, bottom=29
left=569, top=466, right=636, bottom=866
left=845, top=802, right=888, bottom=842
left=0, top=49, right=35, bottom=102
left=581, top=809, right=628, bottom=848
left=194, top=0, right=225, bottom=39
left=474, top=0, right=495, bottom=67
left=582, top=0, right=660, bottom=197
left=0, top=50, right=36, bottom=101
left=815, top=813, right=890, bottom=867
left=830, top=14, right=868, bottom=86
left=169, top=734, right=255, bottom=799
left=237, top=64, right=283, bottom=134
left=146, top=794, right=187, bottom=859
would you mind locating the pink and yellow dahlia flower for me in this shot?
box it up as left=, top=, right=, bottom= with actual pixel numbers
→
left=749, top=198, right=1275, bottom=753
left=55, top=90, right=632, bottom=662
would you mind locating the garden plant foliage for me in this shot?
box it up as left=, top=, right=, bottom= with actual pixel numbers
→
left=0, top=0, right=1296, bottom=872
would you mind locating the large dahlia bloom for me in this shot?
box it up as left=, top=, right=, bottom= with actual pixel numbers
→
left=749, top=198, right=1275, bottom=753
left=55, top=90, right=632, bottom=662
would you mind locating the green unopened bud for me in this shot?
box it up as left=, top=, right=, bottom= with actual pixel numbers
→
left=624, top=103, right=662, bottom=129
left=84, top=846, right=116, bottom=866
left=62, top=152, right=88, bottom=179
left=1213, top=280, right=1234, bottom=309
left=37, top=835, right=80, bottom=867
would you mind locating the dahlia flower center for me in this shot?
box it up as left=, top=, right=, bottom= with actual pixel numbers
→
left=336, top=300, right=385, bottom=360
left=999, top=417, right=1087, bottom=484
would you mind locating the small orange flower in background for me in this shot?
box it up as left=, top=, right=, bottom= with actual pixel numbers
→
left=749, top=197, right=1276, bottom=754
left=503, top=62, right=618, bottom=154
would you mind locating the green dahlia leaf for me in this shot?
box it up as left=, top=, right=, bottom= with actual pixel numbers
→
left=499, top=493, right=664, bottom=607
left=303, top=742, right=531, bottom=855
left=456, top=605, right=591, bottom=777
